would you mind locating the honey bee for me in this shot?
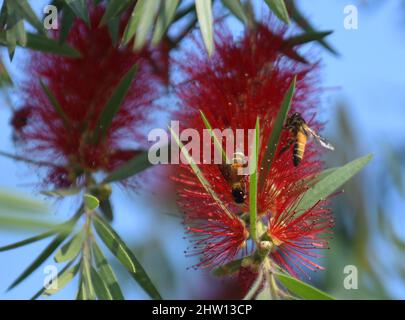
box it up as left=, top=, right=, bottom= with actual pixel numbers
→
left=281, top=112, right=334, bottom=166
left=219, top=152, right=248, bottom=204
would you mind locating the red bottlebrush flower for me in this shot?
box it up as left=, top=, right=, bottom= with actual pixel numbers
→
left=14, top=5, right=163, bottom=188
left=172, top=21, right=334, bottom=276
left=268, top=200, right=333, bottom=278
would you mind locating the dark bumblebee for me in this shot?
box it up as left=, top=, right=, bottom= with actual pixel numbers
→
left=219, top=152, right=247, bottom=204
left=281, top=112, right=334, bottom=166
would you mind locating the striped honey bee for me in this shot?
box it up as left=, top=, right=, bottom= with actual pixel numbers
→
left=281, top=112, right=334, bottom=166
left=219, top=152, right=248, bottom=204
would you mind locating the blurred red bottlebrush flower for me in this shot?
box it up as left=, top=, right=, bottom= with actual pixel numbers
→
left=14, top=5, right=164, bottom=188
left=172, top=22, right=334, bottom=276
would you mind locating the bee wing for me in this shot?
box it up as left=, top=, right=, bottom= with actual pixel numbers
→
left=305, top=125, right=335, bottom=151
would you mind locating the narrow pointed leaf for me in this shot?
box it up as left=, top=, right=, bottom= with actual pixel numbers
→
left=0, top=217, right=57, bottom=231
left=133, top=0, right=160, bottom=50
left=121, top=0, right=145, bottom=45
left=82, top=254, right=96, bottom=300
left=92, top=65, right=138, bottom=144
left=200, top=110, right=228, bottom=164
left=64, top=0, right=89, bottom=25
left=10, top=0, right=43, bottom=33
left=195, top=0, right=214, bottom=56
left=249, top=118, right=260, bottom=241
left=259, top=76, right=296, bottom=189
left=31, top=259, right=77, bottom=299
left=93, top=215, right=161, bottom=300
left=169, top=127, right=233, bottom=218
left=54, top=231, right=84, bottom=263
left=8, top=234, right=69, bottom=290
left=7, top=211, right=81, bottom=290
left=108, top=17, right=120, bottom=46
left=265, top=0, right=289, bottom=24
left=287, top=0, right=338, bottom=55
left=92, top=241, right=124, bottom=300
left=152, top=0, right=179, bottom=45
left=90, top=267, right=113, bottom=300
left=275, top=272, right=335, bottom=300
left=40, top=79, right=70, bottom=127
left=103, top=149, right=154, bottom=183
left=0, top=189, right=48, bottom=213
left=221, top=0, right=248, bottom=24
left=44, top=262, right=80, bottom=296
left=41, top=187, right=81, bottom=198
left=100, top=0, right=131, bottom=26
left=295, top=154, right=373, bottom=213
left=0, top=230, right=55, bottom=252
left=284, top=31, right=333, bottom=47
left=99, top=199, right=113, bottom=222
left=0, top=58, right=13, bottom=86
left=25, top=33, right=82, bottom=58
left=59, top=4, right=75, bottom=44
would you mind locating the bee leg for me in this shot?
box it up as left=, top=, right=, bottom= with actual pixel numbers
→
left=278, top=138, right=295, bottom=156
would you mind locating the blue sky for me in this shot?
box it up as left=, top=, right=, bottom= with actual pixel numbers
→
left=0, top=0, right=404, bottom=299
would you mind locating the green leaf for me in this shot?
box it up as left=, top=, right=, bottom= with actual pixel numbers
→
left=99, top=199, right=113, bottom=222
left=91, top=65, right=138, bottom=144
left=82, top=253, right=96, bottom=300
left=7, top=210, right=81, bottom=290
left=93, top=215, right=161, bottom=300
left=64, top=0, right=89, bottom=25
left=92, top=241, right=124, bottom=300
left=121, top=0, right=145, bottom=45
left=59, top=4, right=75, bottom=44
left=259, top=76, right=296, bottom=189
left=212, top=258, right=243, bottom=276
left=90, top=267, right=113, bottom=300
left=295, top=154, right=373, bottom=214
left=284, top=31, right=333, bottom=48
left=133, top=0, right=160, bottom=50
left=195, top=0, right=214, bottom=56
left=169, top=126, right=233, bottom=218
left=25, top=33, right=82, bottom=58
left=31, top=259, right=76, bottom=299
left=0, top=58, right=13, bottom=86
left=108, top=17, right=120, bottom=46
left=265, top=0, right=290, bottom=24
left=41, top=187, right=82, bottom=198
left=84, top=194, right=100, bottom=211
left=54, top=230, right=84, bottom=263
left=8, top=234, right=69, bottom=290
left=44, top=262, right=80, bottom=296
left=287, top=0, right=338, bottom=55
left=221, top=0, right=248, bottom=24
left=0, top=230, right=55, bottom=252
left=100, top=0, right=131, bottom=26
left=40, top=79, right=70, bottom=127
left=0, top=189, right=48, bottom=213
left=275, top=272, right=335, bottom=300
left=200, top=110, right=228, bottom=164
left=152, top=0, right=179, bottom=45
left=103, top=149, right=153, bottom=183
left=0, top=217, right=57, bottom=231
left=249, top=118, right=260, bottom=241
left=13, top=0, right=44, bottom=33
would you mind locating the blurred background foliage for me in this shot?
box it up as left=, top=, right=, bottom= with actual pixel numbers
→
left=0, top=0, right=404, bottom=299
